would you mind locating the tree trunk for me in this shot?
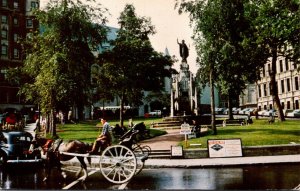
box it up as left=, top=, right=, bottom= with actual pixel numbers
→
left=120, top=93, right=125, bottom=127
left=210, top=68, right=217, bottom=135
left=50, top=108, right=57, bottom=137
left=270, top=48, right=285, bottom=121
left=227, top=91, right=234, bottom=120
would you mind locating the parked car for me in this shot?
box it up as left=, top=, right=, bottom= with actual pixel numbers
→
left=239, top=108, right=250, bottom=115
left=233, top=108, right=241, bottom=114
left=258, top=110, right=268, bottom=116
left=264, top=109, right=277, bottom=117
left=0, top=131, right=42, bottom=166
left=148, top=110, right=162, bottom=117
left=214, top=108, right=224, bottom=114
left=286, top=109, right=300, bottom=118
left=245, top=108, right=257, bottom=116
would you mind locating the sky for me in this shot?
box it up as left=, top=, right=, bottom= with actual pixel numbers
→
left=40, top=0, right=198, bottom=73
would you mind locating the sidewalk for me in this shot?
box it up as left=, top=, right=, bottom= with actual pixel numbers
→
left=24, top=123, right=300, bottom=168
left=144, top=155, right=300, bottom=168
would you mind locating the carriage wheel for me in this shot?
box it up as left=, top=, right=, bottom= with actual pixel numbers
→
left=132, top=145, right=144, bottom=175
left=100, top=145, right=137, bottom=184
left=132, top=145, right=151, bottom=175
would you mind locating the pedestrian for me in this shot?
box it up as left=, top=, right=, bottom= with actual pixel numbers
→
left=89, top=118, right=112, bottom=154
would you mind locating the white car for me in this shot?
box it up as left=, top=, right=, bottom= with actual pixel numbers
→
left=149, top=110, right=162, bottom=117
left=258, top=110, right=268, bottom=116
left=239, top=108, right=250, bottom=115
left=286, top=109, right=300, bottom=118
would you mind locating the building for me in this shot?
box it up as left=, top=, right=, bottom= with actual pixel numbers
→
left=240, top=57, right=300, bottom=111
left=256, top=57, right=299, bottom=111
left=0, top=0, right=39, bottom=112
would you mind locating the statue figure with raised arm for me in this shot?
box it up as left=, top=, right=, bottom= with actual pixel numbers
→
left=177, top=39, right=189, bottom=62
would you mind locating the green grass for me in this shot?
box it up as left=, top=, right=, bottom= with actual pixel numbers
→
left=47, top=118, right=300, bottom=148
left=52, top=117, right=166, bottom=143
left=185, top=119, right=300, bottom=148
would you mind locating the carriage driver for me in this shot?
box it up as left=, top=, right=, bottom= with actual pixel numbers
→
left=89, top=118, right=112, bottom=155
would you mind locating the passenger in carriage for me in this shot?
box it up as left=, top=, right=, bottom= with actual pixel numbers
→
left=89, top=118, right=112, bottom=155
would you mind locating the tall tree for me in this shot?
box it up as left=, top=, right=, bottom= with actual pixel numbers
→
left=98, top=4, right=173, bottom=127
left=247, top=0, right=300, bottom=121
left=20, top=0, right=107, bottom=136
left=178, top=0, right=300, bottom=124
left=176, top=0, right=258, bottom=134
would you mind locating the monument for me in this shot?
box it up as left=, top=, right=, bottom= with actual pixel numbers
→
left=170, top=39, right=198, bottom=117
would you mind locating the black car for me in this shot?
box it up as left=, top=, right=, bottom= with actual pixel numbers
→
left=0, top=131, right=42, bottom=166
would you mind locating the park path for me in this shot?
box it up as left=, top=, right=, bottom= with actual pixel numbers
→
left=139, top=129, right=185, bottom=150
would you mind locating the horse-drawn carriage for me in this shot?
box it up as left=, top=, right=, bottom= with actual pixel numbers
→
left=35, top=122, right=151, bottom=184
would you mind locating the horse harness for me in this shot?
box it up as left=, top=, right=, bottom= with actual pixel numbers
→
left=42, top=139, right=63, bottom=156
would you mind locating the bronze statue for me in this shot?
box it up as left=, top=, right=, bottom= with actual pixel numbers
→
left=177, top=39, right=189, bottom=62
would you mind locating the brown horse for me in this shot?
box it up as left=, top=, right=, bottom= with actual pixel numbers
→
left=33, top=137, right=91, bottom=182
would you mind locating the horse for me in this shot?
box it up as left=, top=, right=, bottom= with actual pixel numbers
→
left=32, top=136, right=91, bottom=182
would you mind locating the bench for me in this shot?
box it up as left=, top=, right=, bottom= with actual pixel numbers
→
left=223, top=119, right=246, bottom=126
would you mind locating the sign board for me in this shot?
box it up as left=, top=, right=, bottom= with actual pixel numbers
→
left=171, top=145, right=183, bottom=158
left=208, top=139, right=243, bottom=158
left=180, top=123, right=191, bottom=134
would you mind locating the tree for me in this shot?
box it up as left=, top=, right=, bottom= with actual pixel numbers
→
left=97, top=4, right=173, bottom=127
left=178, top=0, right=300, bottom=124
left=246, top=0, right=300, bottom=121
left=20, top=0, right=107, bottom=136
left=176, top=0, right=256, bottom=134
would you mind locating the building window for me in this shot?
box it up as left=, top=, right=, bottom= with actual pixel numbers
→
left=1, top=15, right=8, bottom=24
left=293, top=62, right=297, bottom=70
left=1, top=0, right=8, bottom=7
left=287, top=101, right=291, bottom=109
left=14, top=17, right=18, bottom=26
left=26, top=19, right=33, bottom=28
left=31, top=1, right=39, bottom=9
left=14, top=0, right=19, bottom=9
left=296, top=100, right=299, bottom=109
left=269, top=104, right=273, bottom=109
left=263, top=84, right=267, bottom=97
left=1, top=44, right=8, bottom=56
left=281, top=80, right=285, bottom=93
left=281, top=102, right=285, bottom=109
left=13, top=48, right=19, bottom=59
left=258, top=85, right=261, bottom=97
left=287, top=78, right=290, bottom=92
left=295, top=77, right=299, bottom=91
left=267, top=64, right=271, bottom=76
left=279, top=60, right=283, bottom=72
left=1, top=29, right=7, bottom=39
left=285, top=58, right=289, bottom=71
left=14, top=33, right=18, bottom=42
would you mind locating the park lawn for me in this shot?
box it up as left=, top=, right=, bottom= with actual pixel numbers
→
left=54, top=117, right=166, bottom=143
left=185, top=119, right=300, bottom=148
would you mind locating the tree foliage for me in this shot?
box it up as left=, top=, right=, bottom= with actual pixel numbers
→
left=177, top=0, right=300, bottom=126
left=20, top=0, right=108, bottom=136
left=97, top=4, right=173, bottom=126
left=247, top=0, right=300, bottom=121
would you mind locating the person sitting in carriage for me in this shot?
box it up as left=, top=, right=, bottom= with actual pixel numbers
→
left=89, top=118, right=112, bottom=155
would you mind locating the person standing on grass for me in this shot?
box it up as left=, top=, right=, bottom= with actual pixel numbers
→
left=89, top=118, right=112, bottom=154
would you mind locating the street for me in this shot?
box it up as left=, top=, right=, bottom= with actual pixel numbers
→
left=1, top=163, right=300, bottom=190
